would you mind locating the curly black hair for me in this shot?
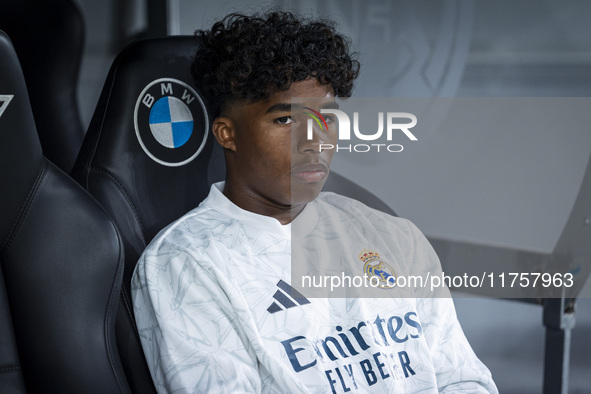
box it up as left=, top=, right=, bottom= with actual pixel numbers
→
left=191, top=11, right=360, bottom=116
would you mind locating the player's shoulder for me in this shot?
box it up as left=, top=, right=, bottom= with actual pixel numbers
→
left=133, top=204, right=233, bottom=289
left=142, top=203, right=228, bottom=259
left=315, top=191, right=425, bottom=243
left=316, top=191, right=407, bottom=223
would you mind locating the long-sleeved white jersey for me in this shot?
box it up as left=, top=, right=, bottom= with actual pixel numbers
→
left=132, top=182, right=498, bottom=393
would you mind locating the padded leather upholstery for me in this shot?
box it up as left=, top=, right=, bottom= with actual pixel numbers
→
left=72, top=36, right=224, bottom=393
left=0, top=274, right=25, bottom=393
left=72, top=35, right=395, bottom=393
left=0, top=0, right=85, bottom=173
left=0, top=30, right=130, bottom=393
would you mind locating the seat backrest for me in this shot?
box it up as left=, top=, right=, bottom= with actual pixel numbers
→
left=72, top=35, right=224, bottom=393
left=0, top=0, right=85, bottom=173
left=0, top=30, right=130, bottom=393
left=324, top=172, right=396, bottom=216
left=71, top=35, right=396, bottom=392
left=0, top=269, right=25, bottom=392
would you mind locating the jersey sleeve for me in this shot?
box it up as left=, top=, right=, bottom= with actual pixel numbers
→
left=132, top=243, right=262, bottom=393
left=417, top=297, right=499, bottom=393
left=408, top=222, right=499, bottom=393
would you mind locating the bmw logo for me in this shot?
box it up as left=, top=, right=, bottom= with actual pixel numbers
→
left=134, top=78, right=209, bottom=166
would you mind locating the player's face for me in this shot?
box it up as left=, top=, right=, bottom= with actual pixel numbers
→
left=216, top=78, right=337, bottom=221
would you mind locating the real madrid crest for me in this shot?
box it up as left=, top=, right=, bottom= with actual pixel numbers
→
left=134, top=78, right=209, bottom=167
left=359, top=249, right=397, bottom=289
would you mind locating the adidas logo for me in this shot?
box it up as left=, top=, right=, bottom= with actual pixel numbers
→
left=267, top=280, right=311, bottom=314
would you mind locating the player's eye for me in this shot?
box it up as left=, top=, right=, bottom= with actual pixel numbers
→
left=324, top=114, right=336, bottom=124
left=275, top=116, right=294, bottom=125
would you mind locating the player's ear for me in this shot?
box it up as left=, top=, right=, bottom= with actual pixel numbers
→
left=212, top=116, right=237, bottom=152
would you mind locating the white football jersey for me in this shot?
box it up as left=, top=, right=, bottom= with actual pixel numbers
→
left=132, top=182, right=497, bottom=393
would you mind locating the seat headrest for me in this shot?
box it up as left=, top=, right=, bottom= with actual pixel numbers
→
left=73, top=36, right=224, bottom=246
left=0, top=0, right=85, bottom=172
left=0, top=30, right=44, bottom=246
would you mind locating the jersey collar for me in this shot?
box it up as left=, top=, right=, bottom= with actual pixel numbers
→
left=205, top=182, right=318, bottom=239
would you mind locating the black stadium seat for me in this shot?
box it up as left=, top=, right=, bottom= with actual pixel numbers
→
left=72, top=35, right=395, bottom=392
left=72, top=35, right=224, bottom=393
left=0, top=30, right=130, bottom=393
left=0, top=0, right=86, bottom=173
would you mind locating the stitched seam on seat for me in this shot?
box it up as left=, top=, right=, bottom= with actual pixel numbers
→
left=0, top=367, right=22, bottom=373
left=82, top=67, right=119, bottom=191
left=104, top=222, right=131, bottom=393
left=1, top=160, right=47, bottom=255
left=87, top=166, right=147, bottom=246
left=121, top=289, right=138, bottom=332
left=86, top=165, right=147, bottom=348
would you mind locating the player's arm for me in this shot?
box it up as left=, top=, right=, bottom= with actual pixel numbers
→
left=408, top=222, right=499, bottom=393
left=132, top=246, right=262, bottom=393
left=417, top=297, right=498, bottom=393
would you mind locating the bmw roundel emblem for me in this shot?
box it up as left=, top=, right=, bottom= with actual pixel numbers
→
left=134, top=78, right=209, bottom=167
